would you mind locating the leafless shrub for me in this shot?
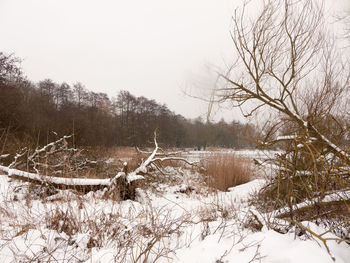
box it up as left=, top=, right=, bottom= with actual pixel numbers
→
left=0, top=183, right=197, bottom=262
left=46, top=207, right=81, bottom=236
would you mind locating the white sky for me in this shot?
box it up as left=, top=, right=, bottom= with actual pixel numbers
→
left=0, top=0, right=349, bottom=122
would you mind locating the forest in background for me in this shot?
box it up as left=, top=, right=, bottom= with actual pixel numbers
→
left=0, top=52, right=255, bottom=151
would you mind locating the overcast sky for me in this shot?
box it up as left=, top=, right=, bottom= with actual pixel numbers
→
left=1, top=0, right=349, bottom=122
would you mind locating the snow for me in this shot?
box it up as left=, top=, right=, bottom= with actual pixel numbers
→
left=0, top=165, right=9, bottom=174
left=87, top=248, right=116, bottom=263
left=174, top=225, right=349, bottom=263
left=0, top=150, right=349, bottom=263
left=105, top=158, right=115, bottom=164
left=275, top=190, right=350, bottom=218
left=126, top=172, right=145, bottom=184
left=276, top=135, right=296, bottom=141
left=184, top=149, right=281, bottom=164
left=292, top=112, right=350, bottom=160
left=2, top=165, right=112, bottom=186
left=0, top=164, right=145, bottom=186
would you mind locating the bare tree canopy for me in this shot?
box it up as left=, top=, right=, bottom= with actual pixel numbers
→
left=0, top=52, right=22, bottom=85
left=214, top=0, right=350, bottom=162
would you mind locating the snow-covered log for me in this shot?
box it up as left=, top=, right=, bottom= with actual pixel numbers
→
left=109, top=132, right=198, bottom=199
left=0, top=133, right=197, bottom=199
left=273, top=190, right=350, bottom=219
left=0, top=164, right=111, bottom=192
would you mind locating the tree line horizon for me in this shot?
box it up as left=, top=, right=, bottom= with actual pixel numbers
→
left=0, top=52, right=255, bottom=150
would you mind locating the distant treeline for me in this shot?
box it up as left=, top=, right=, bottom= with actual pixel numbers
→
left=0, top=52, right=256, bottom=149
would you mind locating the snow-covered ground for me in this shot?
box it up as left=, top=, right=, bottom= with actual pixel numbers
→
left=0, top=150, right=349, bottom=262
left=185, top=149, right=281, bottom=161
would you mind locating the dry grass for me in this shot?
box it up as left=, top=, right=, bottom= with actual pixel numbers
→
left=0, top=185, right=194, bottom=263
left=202, top=153, right=253, bottom=191
left=28, top=146, right=141, bottom=180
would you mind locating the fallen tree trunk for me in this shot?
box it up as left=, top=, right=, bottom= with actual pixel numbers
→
left=0, top=133, right=197, bottom=199
left=0, top=164, right=111, bottom=192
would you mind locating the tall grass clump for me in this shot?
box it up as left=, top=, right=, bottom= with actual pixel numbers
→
left=202, top=153, right=253, bottom=191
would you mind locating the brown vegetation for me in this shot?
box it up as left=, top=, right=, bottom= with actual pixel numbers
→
left=202, top=153, right=253, bottom=191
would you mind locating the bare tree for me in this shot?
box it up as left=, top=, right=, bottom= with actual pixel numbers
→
left=0, top=52, right=22, bottom=85
left=214, top=0, right=350, bottom=160
left=73, top=82, right=87, bottom=108
left=212, top=0, right=350, bottom=228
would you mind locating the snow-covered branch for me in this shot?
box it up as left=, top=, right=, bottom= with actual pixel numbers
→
left=0, top=132, right=197, bottom=200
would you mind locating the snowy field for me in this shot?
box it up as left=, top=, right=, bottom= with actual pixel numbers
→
left=185, top=149, right=281, bottom=160
left=0, top=150, right=349, bottom=263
